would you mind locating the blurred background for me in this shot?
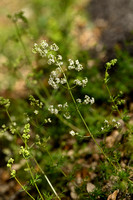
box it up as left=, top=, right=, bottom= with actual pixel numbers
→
left=0, top=0, right=133, bottom=199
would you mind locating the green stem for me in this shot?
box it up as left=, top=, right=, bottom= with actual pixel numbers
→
left=14, top=22, right=31, bottom=64
left=26, top=161, right=44, bottom=200
left=34, top=88, right=81, bottom=132
left=60, top=67, right=119, bottom=172
left=6, top=109, right=24, bottom=141
left=33, top=157, right=61, bottom=200
left=15, top=177, right=35, bottom=200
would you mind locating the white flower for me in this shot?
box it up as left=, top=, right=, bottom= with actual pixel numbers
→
left=47, top=118, right=52, bottom=123
left=90, top=97, right=95, bottom=104
left=74, top=79, right=82, bottom=86
left=104, top=119, right=108, bottom=124
left=50, top=43, right=59, bottom=51
left=60, top=78, right=66, bottom=84
left=115, top=121, right=121, bottom=128
left=48, top=105, right=59, bottom=115
left=64, top=113, right=71, bottom=119
left=34, top=110, right=39, bottom=115
left=40, top=40, right=48, bottom=49
left=26, top=117, right=30, bottom=122
left=112, top=119, right=116, bottom=123
left=81, top=77, right=88, bottom=87
left=58, top=104, right=62, bottom=109
left=57, top=55, right=62, bottom=60
left=83, top=95, right=95, bottom=105
left=76, top=64, right=83, bottom=72
left=75, top=60, right=79, bottom=65
left=69, top=130, right=79, bottom=136
left=68, top=59, right=74, bottom=65
left=76, top=98, right=82, bottom=103
left=63, top=102, right=68, bottom=108
left=13, top=122, right=16, bottom=126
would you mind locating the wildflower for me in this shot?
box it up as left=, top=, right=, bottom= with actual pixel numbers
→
left=50, top=43, right=59, bottom=51
left=19, top=146, right=30, bottom=159
left=69, top=130, right=79, bottom=136
left=63, top=102, right=68, bottom=109
left=58, top=104, right=63, bottom=109
left=57, top=55, right=62, bottom=60
left=7, top=158, right=14, bottom=168
left=26, top=117, right=30, bottom=122
left=11, top=169, right=16, bottom=177
left=47, top=118, right=52, bottom=123
left=74, top=79, right=82, bottom=86
left=40, top=40, right=48, bottom=49
left=112, top=119, right=116, bottom=123
left=81, top=77, right=88, bottom=87
left=64, top=112, right=71, bottom=119
left=68, top=59, right=83, bottom=71
left=47, top=54, right=56, bottom=65
left=68, top=59, right=74, bottom=65
left=48, top=105, right=59, bottom=115
left=90, top=97, right=95, bottom=104
left=48, top=67, right=62, bottom=89
left=60, top=78, right=66, bottom=84
left=115, top=121, right=121, bottom=128
left=76, top=98, right=82, bottom=103
left=75, top=60, right=79, bottom=65
left=83, top=95, right=95, bottom=105
left=76, top=63, right=83, bottom=72
left=34, top=110, right=39, bottom=115
left=104, top=119, right=108, bottom=124
left=56, top=61, right=63, bottom=67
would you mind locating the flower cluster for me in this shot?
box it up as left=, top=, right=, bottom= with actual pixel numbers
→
left=32, top=41, right=88, bottom=91
left=7, top=158, right=14, bottom=168
left=112, top=119, right=121, bottom=128
left=68, top=59, right=83, bottom=71
left=44, top=118, right=52, bottom=123
left=48, top=102, right=71, bottom=119
left=48, top=105, right=59, bottom=115
left=83, top=95, right=95, bottom=105
left=29, top=95, right=43, bottom=108
left=32, top=40, right=48, bottom=57
left=48, top=67, right=66, bottom=89
left=0, top=124, right=8, bottom=134
left=101, top=119, right=121, bottom=131
left=74, top=77, right=88, bottom=87
left=9, top=122, right=17, bottom=134
left=76, top=95, right=95, bottom=105
left=69, top=130, right=79, bottom=136
left=50, top=43, right=59, bottom=51
left=7, top=158, right=16, bottom=177
left=19, top=146, right=30, bottom=159
left=22, top=123, right=30, bottom=140
left=34, top=110, right=39, bottom=115
left=0, top=96, right=10, bottom=109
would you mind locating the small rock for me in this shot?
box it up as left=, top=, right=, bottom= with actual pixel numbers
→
left=86, top=182, right=96, bottom=193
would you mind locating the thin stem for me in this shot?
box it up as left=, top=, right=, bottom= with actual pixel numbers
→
left=14, top=22, right=31, bottom=64
left=6, top=108, right=61, bottom=199
left=6, top=109, right=24, bottom=142
left=34, top=88, right=81, bottom=132
left=15, top=177, right=35, bottom=200
left=6, top=109, right=12, bottom=122
left=26, top=161, right=44, bottom=200
left=33, top=157, right=61, bottom=200
left=60, top=67, right=119, bottom=171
